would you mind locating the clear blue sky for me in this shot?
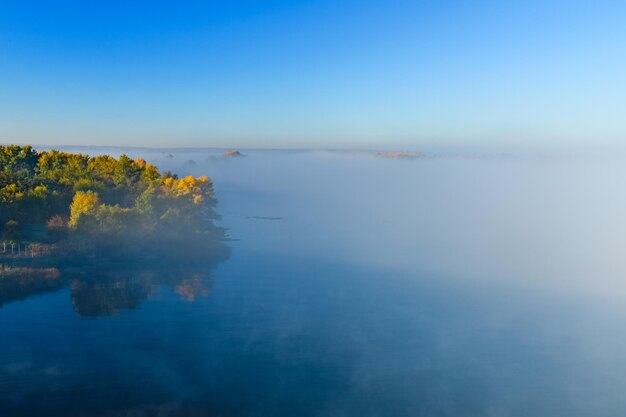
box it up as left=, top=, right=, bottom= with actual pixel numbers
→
left=1, top=0, right=625, bottom=148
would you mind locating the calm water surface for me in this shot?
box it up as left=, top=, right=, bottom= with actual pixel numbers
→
left=2, top=150, right=626, bottom=416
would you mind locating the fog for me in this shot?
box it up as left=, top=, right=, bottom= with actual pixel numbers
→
left=4, top=145, right=626, bottom=416
left=60, top=146, right=626, bottom=302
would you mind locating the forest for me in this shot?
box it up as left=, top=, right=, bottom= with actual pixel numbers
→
left=0, top=145, right=228, bottom=263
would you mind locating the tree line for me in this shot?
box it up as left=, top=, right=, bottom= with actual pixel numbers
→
left=0, top=145, right=227, bottom=262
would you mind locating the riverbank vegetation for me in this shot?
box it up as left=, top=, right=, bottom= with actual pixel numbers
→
left=0, top=145, right=228, bottom=264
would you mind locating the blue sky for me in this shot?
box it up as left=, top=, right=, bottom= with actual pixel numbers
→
left=1, top=0, right=625, bottom=148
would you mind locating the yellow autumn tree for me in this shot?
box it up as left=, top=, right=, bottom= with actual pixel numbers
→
left=162, top=175, right=213, bottom=204
left=69, top=190, right=100, bottom=228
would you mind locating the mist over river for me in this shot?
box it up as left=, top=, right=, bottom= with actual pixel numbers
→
left=2, top=147, right=626, bottom=416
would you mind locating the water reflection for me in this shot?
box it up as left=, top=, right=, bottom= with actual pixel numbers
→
left=0, top=267, right=63, bottom=307
left=69, top=269, right=214, bottom=317
left=0, top=253, right=225, bottom=316
left=70, top=271, right=155, bottom=317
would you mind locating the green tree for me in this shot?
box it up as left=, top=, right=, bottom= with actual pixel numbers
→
left=2, top=220, right=21, bottom=242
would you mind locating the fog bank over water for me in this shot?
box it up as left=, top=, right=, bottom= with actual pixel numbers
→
left=4, top=146, right=626, bottom=416
left=53, top=146, right=626, bottom=299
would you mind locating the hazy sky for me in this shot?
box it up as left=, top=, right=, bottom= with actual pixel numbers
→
left=1, top=0, right=625, bottom=148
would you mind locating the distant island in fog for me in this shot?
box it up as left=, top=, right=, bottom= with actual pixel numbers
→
left=0, top=145, right=229, bottom=280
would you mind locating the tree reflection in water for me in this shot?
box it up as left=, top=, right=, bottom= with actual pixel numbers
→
left=0, top=264, right=221, bottom=316
left=0, top=267, right=63, bottom=307
left=70, top=269, right=214, bottom=316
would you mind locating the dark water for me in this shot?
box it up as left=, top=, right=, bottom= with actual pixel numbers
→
left=2, top=149, right=626, bottom=416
